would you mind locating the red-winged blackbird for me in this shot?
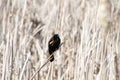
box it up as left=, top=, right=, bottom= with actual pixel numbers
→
left=48, top=34, right=61, bottom=62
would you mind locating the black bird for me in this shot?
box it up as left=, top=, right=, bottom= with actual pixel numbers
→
left=48, top=34, right=61, bottom=62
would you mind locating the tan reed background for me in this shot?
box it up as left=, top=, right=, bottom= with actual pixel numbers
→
left=0, top=0, right=120, bottom=80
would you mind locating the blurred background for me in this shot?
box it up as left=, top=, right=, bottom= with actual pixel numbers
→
left=0, top=0, right=120, bottom=80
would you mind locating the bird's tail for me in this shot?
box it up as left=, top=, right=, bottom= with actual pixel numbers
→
left=50, top=55, right=54, bottom=62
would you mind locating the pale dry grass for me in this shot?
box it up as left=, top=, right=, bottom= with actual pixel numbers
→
left=0, top=0, right=120, bottom=80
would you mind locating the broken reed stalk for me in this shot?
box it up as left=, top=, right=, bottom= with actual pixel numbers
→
left=30, top=43, right=63, bottom=80
left=30, top=53, right=53, bottom=80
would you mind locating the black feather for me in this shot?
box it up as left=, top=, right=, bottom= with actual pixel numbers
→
left=48, top=34, right=61, bottom=62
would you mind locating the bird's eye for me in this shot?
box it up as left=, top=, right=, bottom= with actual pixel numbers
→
left=49, top=40, right=54, bottom=45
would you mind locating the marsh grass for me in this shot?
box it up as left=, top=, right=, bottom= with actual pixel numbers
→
left=0, top=0, right=120, bottom=80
